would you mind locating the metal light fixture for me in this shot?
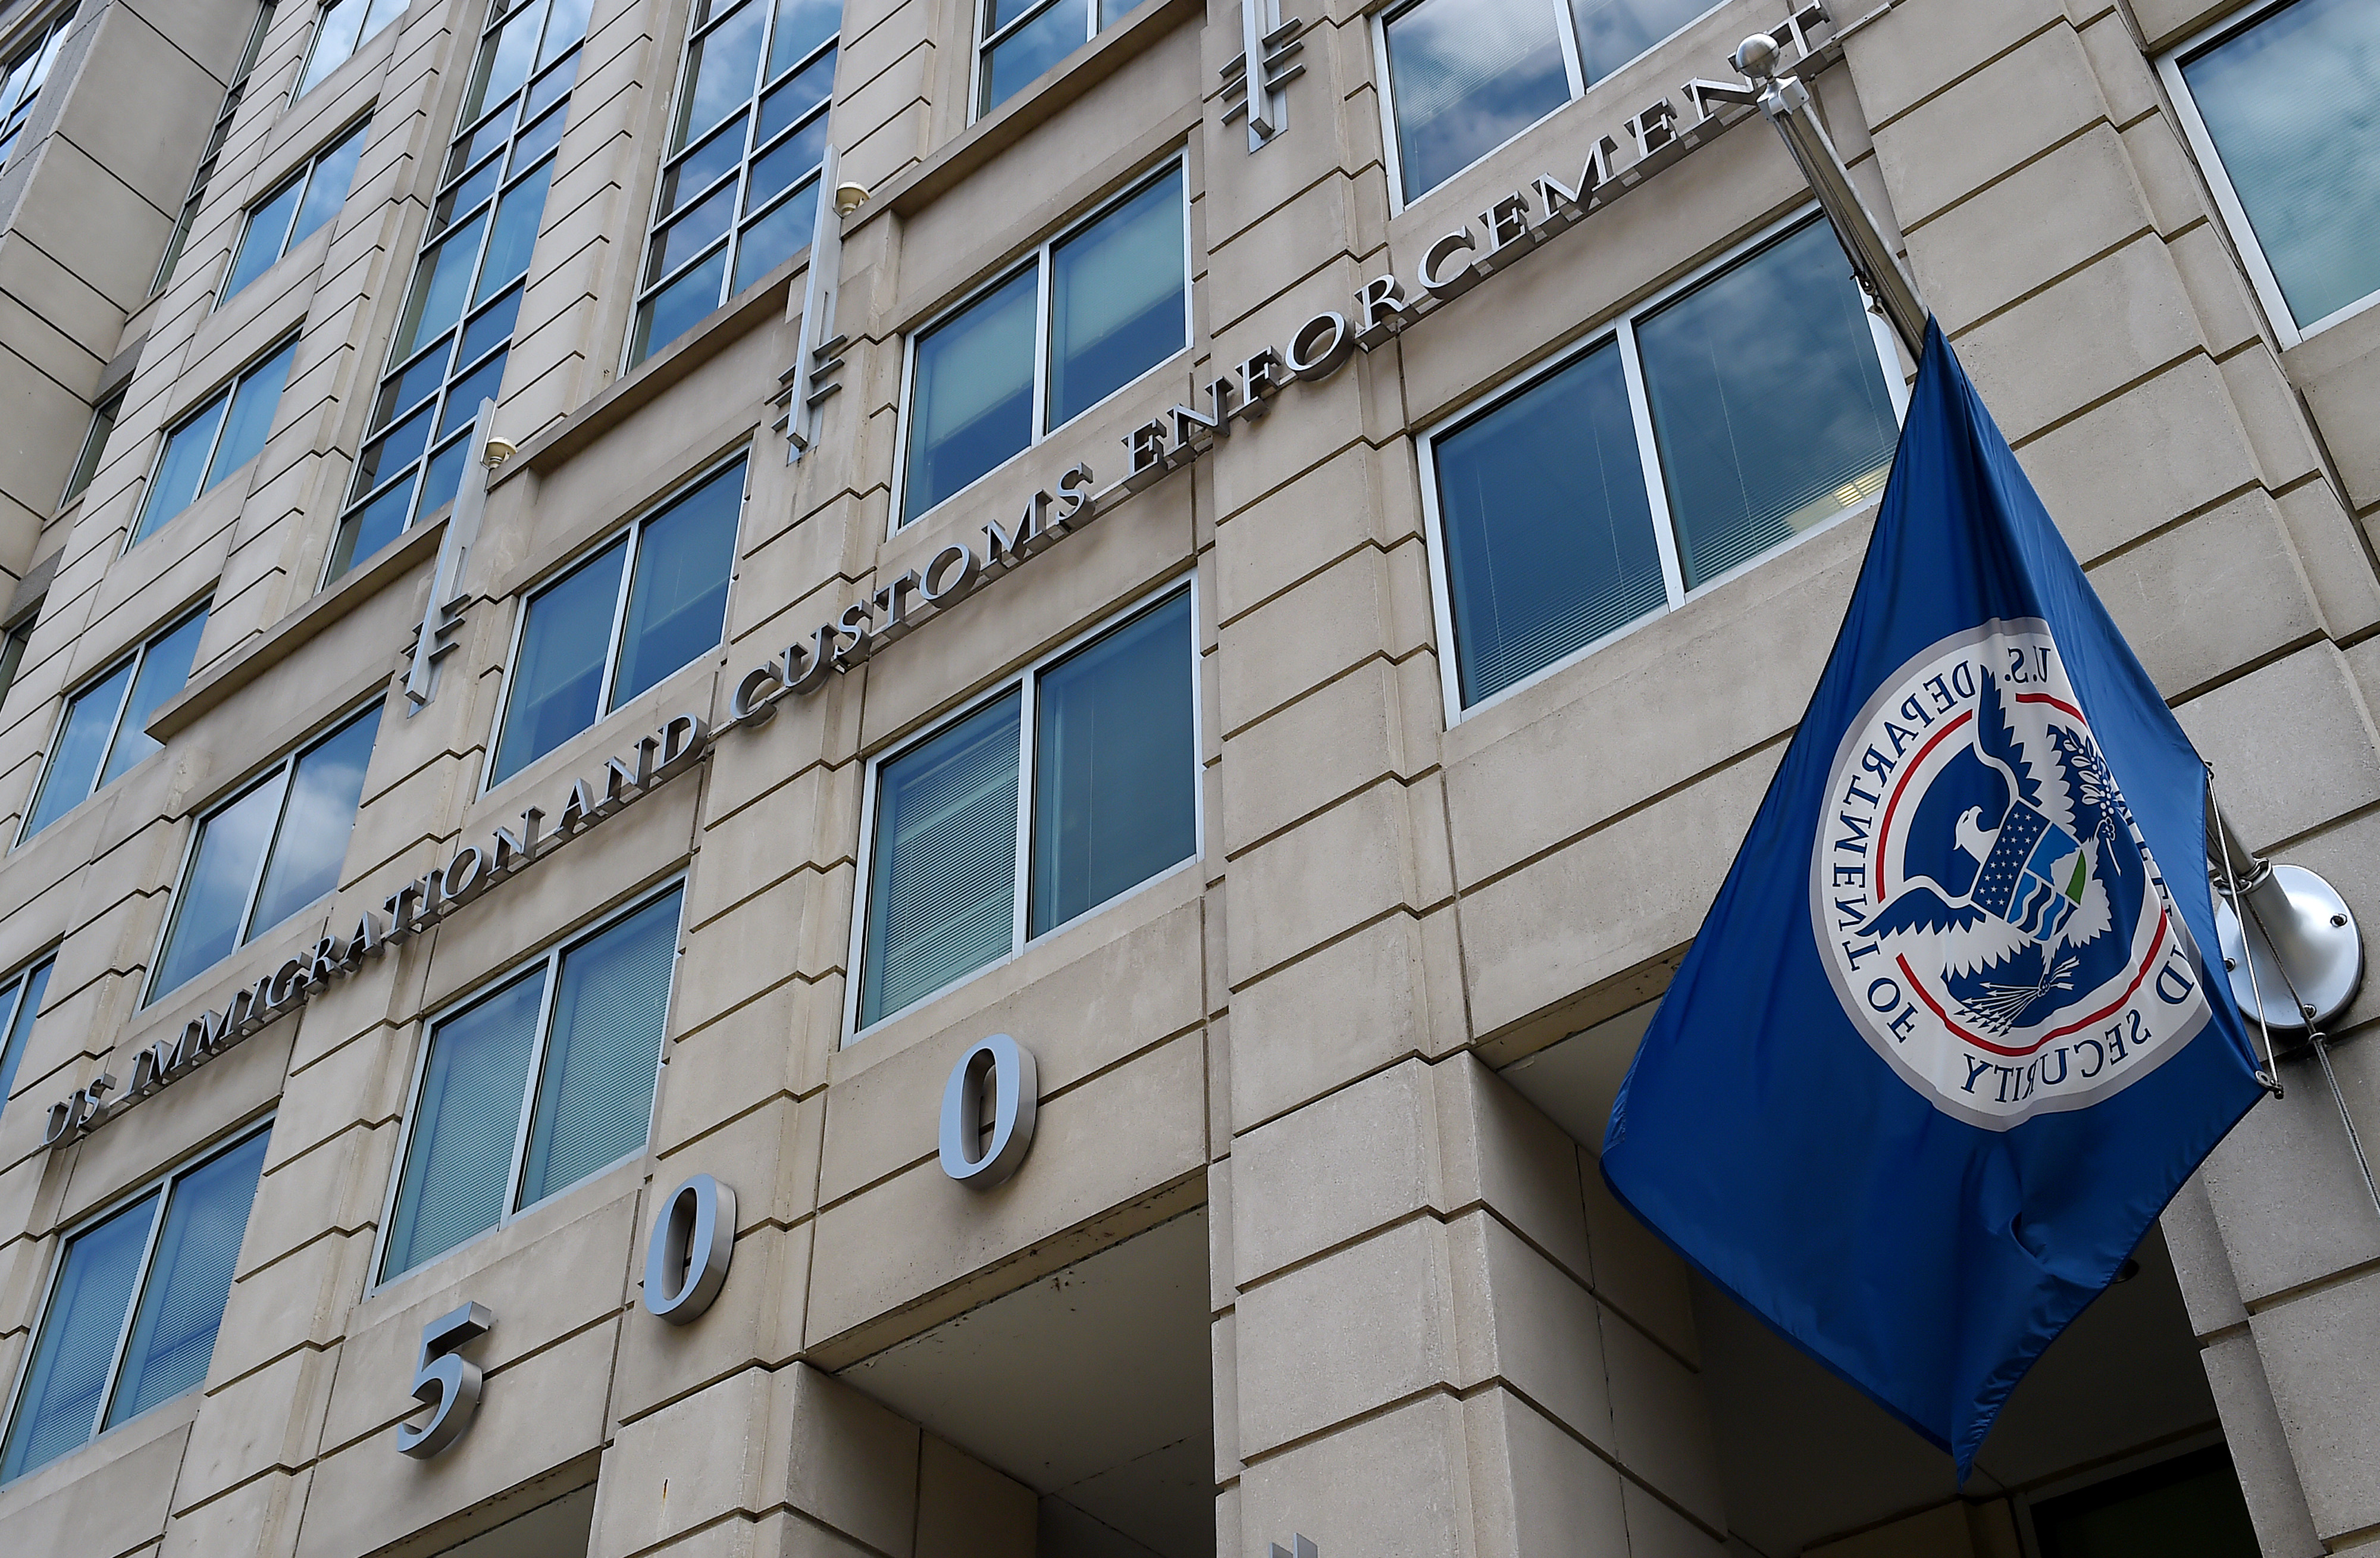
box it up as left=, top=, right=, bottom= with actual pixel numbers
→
left=834, top=181, right=869, bottom=217
left=481, top=436, right=517, bottom=468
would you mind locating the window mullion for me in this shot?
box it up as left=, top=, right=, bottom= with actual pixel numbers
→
left=96, top=646, right=145, bottom=790
left=1012, top=669, right=1036, bottom=954
left=1548, top=0, right=1586, bottom=99
left=86, top=1185, right=170, bottom=1444
left=595, top=524, right=638, bottom=721
left=233, top=762, right=300, bottom=946
left=1032, top=247, right=1053, bottom=437
left=1615, top=317, right=1687, bottom=611
left=506, top=950, right=566, bottom=1216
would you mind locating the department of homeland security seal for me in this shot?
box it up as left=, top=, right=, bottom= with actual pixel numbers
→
left=1812, top=619, right=2214, bottom=1129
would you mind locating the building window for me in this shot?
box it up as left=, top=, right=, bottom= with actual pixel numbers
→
left=856, top=586, right=1196, bottom=1031
left=60, top=389, right=121, bottom=509
left=0, top=615, right=32, bottom=715
left=632, top=0, right=839, bottom=367
left=221, top=117, right=369, bottom=301
left=298, top=0, right=405, bottom=98
left=131, top=338, right=299, bottom=546
left=975, top=0, right=1113, bottom=116
left=327, top=0, right=593, bottom=583
left=489, top=456, right=744, bottom=786
left=1380, top=0, right=1714, bottom=202
left=381, top=886, right=682, bottom=1281
left=1423, top=214, right=1900, bottom=713
left=149, top=704, right=378, bottom=999
left=0, top=1124, right=271, bottom=1484
left=898, top=163, right=1185, bottom=527
left=0, top=956, right=53, bottom=1120
left=0, top=8, right=74, bottom=172
left=156, top=2, right=276, bottom=295
left=2163, top=0, right=2380, bottom=343
left=20, top=604, right=208, bottom=840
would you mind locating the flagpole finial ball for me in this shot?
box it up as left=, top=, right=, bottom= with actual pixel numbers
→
left=1733, top=33, right=1782, bottom=82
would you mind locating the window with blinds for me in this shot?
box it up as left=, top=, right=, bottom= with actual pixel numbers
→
left=489, top=457, right=745, bottom=787
left=857, top=587, right=1197, bottom=1031
left=381, top=886, right=682, bottom=1282
left=0, top=1125, right=270, bottom=1484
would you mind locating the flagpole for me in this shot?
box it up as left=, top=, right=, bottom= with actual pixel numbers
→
left=1727, top=26, right=2379, bottom=1212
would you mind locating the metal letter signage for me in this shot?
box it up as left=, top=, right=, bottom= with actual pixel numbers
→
left=939, top=1035, right=1038, bottom=1187
left=396, top=1302, right=494, bottom=1458
left=644, top=1174, right=737, bottom=1323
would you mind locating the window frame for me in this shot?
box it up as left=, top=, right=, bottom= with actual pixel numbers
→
left=325, top=0, right=590, bottom=586
left=218, top=113, right=371, bottom=308
left=627, top=0, right=838, bottom=370
left=843, top=574, right=1203, bottom=1041
left=142, top=698, right=381, bottom=1005
left=16, top=600, right=210, bottom=847
left=0, top=1115, right=274, bottom=1482
left=127, top=333, right=300, bottom=552
left=155, top=1, right=276, bottom=296
left=1415, top=208, right=1907, bottom=727
left=1370, top=0, right=1723, bottom=211
left=0, top=6, right=75, bottom=173
left=2156, top=0, right=2380, bottom=349
left=969, top=0, right=1101, bottom=121
left=60, top=387, right=123, bottom=511
left=295, top=0, right=406, bottom=101
left=0, top=952, right=55, bottom=1119
left=483, top=451, right=750, bottom=797
left=368, top=877, right=685, bottom=1293
left=887, top=157, right=1191, bottom=535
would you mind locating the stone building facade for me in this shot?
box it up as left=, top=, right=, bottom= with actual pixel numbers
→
left=0, top=0, right=2373, bottom=1551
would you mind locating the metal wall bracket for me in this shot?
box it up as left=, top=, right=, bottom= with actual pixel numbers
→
left=2214, top=862, right=2365, bottom=1034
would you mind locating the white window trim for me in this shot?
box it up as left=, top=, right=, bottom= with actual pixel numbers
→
left=968, top=0, right=1104, bottom=123
left=1372, top=0, right=1723, bottom=214
left=15, top=600, right=210, bottom=849
left=142, top=698, right=381, bottom=1006
left=2156, top=0, right=2380, bottom=350
left=217, top=114, right=371, bottom=313
left=481, top=450, right=751, bottom=799
left=887, top=157, right=1192, bottom=536
left=626, top=0, right=838, bottom=373
left=367, top=877, right=685, bottom=1295
left=126, top=333, right=299, bottom=556
left=1417, top=207, right=1908, bottom=728
left=843, top=573, right=1205, bottom=1043
left=0, top=1115, right=276, bottom=1481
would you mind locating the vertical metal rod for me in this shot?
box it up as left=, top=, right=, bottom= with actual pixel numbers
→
left=1733, top=33, right=1929, bottom=360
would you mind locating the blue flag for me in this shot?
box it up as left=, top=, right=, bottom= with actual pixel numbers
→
left=1600, top=319, right=2268, bottom=1476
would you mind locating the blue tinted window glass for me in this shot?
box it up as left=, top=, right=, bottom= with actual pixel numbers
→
left=630, top=250, right=728, bottom=365
left=733, top=177, right=815, bottom=291
left=2182, top=0, right=2380, bottom=329
left=225, top=177, right=302, bottom=297
left=248, top=709, right=377, bottom=936
left=1030, top=592, right=1195, bottom=935
left=209, top=340, right=298, bottom=497
left=611, top=462, right=744, bottom=705
left=492, top=539, right=629, bottom=784
left=104, top=1130, right=269, bottom=1427
left=0, top=959, right=52, bottom=1117
left=1435, top=339, right=1662, bottom=705
left=290, top=120, right=369, bottom=249
left=476, top=158, right=554, bottom=302
left=675, top=0, right=763, bottom=147
left=134, top=396, right=231, bottom=543
left=1047, top=168, right=1183, bottom=428
left=24, top=662, right=133, bottom=836
left=152, top=773, right=284, bottom=997
left=384, top=971, right=544, bottom=1278
left=0, top=1194, right=158, bottom=1482
left=1385, top=0, right=1570, bottom=201
left=1569, top=0, right=1709, bottom=80
left=903, top=267, right=1036, bottom=523
left=862, top=692, right=1022, bottom=1026
left=395, top=214, right=488, bottom=360
left=768, top=0, right=840, bottom=76
left=1636, top=220, right=1897, bottom=589
left=519, top=890, right=680, bottom=1203
left=99, top=609, right=208, bottom=790
left=981, top=0, right=1088, bottom=114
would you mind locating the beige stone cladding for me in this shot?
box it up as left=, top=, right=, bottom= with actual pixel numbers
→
left=0, top=0, right=2373, bottom=1553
